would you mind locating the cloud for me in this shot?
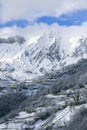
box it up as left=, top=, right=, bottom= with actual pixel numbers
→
left=0, top=0, right=87, bottom=23
left=0, top=23, right=87, bottom=39
left=36, top=9, right=87, bottom=26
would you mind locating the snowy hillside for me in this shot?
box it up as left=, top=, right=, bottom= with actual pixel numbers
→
left=0, top=31, right=87, bottom=81
left=0, top=59, right=87, bottom=130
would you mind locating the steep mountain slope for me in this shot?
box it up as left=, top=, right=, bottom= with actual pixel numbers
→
left=0, top=31, right=87, bottom=80
left=0, top=59, right=87, bottom=130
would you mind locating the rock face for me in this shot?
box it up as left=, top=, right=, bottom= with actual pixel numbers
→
left=0, top=30, right=87, bottom=129
left=0, top=59, right=87, bottom=130
left=0, top=31, right=87, bottom=80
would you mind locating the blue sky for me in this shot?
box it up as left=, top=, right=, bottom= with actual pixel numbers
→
left=36, top=9, right=87, bottom=26
left=0, top=0, right=87, bottom=28
left=0, top=9, right=87, bottom=28
left=0, top=20, right=29, bottom=28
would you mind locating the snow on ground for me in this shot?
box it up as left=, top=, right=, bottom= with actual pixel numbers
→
left=0, top=31, right=87, bottom=81
left=52, top=106, right=74, bottom=127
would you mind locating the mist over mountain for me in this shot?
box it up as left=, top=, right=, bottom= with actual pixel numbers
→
left=0, top=0, right=87, bottom=129
left=0, top=35, right=25, bottom=44
left=0, top=29, right=86, bottom=129
left=0, top=30, right=87, bottom=81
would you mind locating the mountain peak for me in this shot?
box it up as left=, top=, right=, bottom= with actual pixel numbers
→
left=0, top=31, right=87, bottom=81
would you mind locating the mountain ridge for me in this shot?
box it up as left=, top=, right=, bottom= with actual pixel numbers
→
left=0, top=31, right=87, bottom=81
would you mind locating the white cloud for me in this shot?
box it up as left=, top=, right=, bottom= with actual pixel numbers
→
left=0, top=23, right=87, bottom=39
left=0, top=0, right=87, bottom=23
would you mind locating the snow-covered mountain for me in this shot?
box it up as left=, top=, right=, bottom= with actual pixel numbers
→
left=0, top=31, right=87, bottom=81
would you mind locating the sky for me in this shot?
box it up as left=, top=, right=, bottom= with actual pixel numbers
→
left=0, top=0, right=87, bottom=28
